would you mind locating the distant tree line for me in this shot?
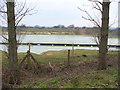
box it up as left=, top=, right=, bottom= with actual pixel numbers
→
left=12, top=24, right=102, bottom=29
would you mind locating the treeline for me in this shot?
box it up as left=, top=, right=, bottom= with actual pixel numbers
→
left=0, top=24, right=103, bottom=29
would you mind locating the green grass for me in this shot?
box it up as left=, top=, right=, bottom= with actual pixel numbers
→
left=14, top=49, right=99, bottom=65
left=1, top=49, right=118, bottom=66
left=20, top=67, right=118, bottom=88
left=1, top=49, right=118, bottom=88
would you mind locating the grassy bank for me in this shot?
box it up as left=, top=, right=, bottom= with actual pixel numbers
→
left=21, top=67, right=117, bottom=88
left=2, top=49, right=118, bottom=88
left=2, top=49, right=117, bottom=65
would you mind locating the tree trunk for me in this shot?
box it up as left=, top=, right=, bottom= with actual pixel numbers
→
left=7, top=1, right=20, bottom=84
left=118, top=2, right=120, bottom=88
left=98, top=1, right=110, bottom=70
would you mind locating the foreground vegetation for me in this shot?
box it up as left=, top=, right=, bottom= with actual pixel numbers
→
left=2, top=49, right=118, bottom=88
left=21, top=67, right=117, bottom=88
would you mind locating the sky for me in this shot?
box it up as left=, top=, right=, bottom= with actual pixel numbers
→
left=1, top=0, right=119, bottom=27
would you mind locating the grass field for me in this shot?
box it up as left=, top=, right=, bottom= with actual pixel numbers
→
left=1, top=49, right=118, bottom=88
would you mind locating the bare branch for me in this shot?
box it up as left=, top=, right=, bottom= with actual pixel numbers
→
left=93, top=33, right=100, bottom=45
left=0, top=3, right=7, bottom=24
left=0, top=10, right=7, bottom=13
left=0, top=13, right=7, bottom=22
left=88, top=0, right=102, bottom=5
left=0, top=4, right=7, bottom=13
left=0, top=0, right=37, bottom=27
left=15, top=7, right=36, bottom=26
left=77, top=7, right=101, bottom=29
left=1, top=0, right=36, bottom=51
left=109, top=15, right=118, bottom=27
left=1, top=35, right=8, bottom=41
left=93, top=2, right=102, bottom=13
left=15, top=1, right=26, bottom=17
left=109, top=21, right=118, bottom=27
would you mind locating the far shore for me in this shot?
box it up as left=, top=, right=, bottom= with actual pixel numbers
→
left=0, top=27, right=118, bottom=38
left=0, top=32, right=118, bottom=38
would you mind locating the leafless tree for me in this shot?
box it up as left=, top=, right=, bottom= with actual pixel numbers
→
left=6, top=0, right=19, bottom=84
left=0, top=0, right=36, bottom=84
left=0, top=0, right=35, bottom=58
left=78, top=0, right=111, bottom=70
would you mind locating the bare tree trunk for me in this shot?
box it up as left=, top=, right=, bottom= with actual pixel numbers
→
left=7, top=1, right=20, bottom=84
left=118, top=2, right=120, bottom=88
left=98, top=1, right=110, bottom=70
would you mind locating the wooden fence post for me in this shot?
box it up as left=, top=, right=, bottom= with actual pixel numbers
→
left=27, top=43, right=31, bottom=69
left=68, top=50, right=70, bottom=66
left=72, top=43, right=74, bottom=56
left=29, top=43, right=31, bottom=52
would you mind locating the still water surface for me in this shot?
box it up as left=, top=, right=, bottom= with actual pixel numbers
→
left=0, top=35, right=119, bottom=54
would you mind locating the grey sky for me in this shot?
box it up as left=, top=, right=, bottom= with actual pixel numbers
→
left=1, top=0, right=119, bottom=27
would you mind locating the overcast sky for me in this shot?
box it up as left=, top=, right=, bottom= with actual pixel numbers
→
left=1, top=0, right=119, bottom=27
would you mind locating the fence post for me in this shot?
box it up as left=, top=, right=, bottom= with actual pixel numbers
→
left=27, top=43, right=31, bottom=69
left=72, top=43, right=74, bottom=56
left=29, top=43, right=31, bottom=52
left=68, top=50, right=70, bottom=66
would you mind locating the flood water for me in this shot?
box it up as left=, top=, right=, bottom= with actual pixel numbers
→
left=0, top=35, right=119, bottom=54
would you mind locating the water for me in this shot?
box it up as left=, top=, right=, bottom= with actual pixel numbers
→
left=0, top=35, right=119, bottom=54
left=18, top=35, right=118, bottom=45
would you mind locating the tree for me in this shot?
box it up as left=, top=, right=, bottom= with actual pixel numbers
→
left=118, top=1, right=120, bottom=88
left=1, top=3, right=26, bottom=53
left=53, top=25, right=59, bottom=28
left=19, top=24, right=26, bottom=28
left=53, top=25, right=65, bottom=28
left=78, top=0, right=111, bottom=70
left=98, top=1, right=110, bottom=70
left=34, top=25, right=40, bottom=28
left=7, top=0, right=20, bottom=84
left=68, top=24, right=75, bottom=28
left=0, top=0, right=35, bottom=84
left=0, top=0, right=35, bottom=57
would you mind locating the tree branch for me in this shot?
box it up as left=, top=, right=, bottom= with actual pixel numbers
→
left=1, top=35, right=8, bottom=41
left=0, top=4, right=7, bottom=13
left=109, top=15, right=118, bottom=27
left=77, top=7, right=101, bottom=29
left=0, top=10, right=7, bottom=13
left=15, top=7, right=35, bottom=26
left=88, top=0, right=102, bottom=5
left=92, top=2, right=102, bottom=14
left=15, top=1, right=26, bottom=17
